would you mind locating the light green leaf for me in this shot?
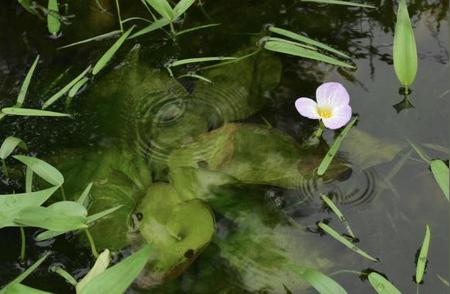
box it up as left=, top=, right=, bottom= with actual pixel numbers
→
left=317, top=116, right=357, bottom=176
left=368, top=272, right=402, bottom=294
left=269, top=26, right=351, bottom=58
left=129, top=18, right=170, bottom=38
left=169, top=56, right=237, bottom=67
left=318, top=222, right=378, bottom=262
left=301, top=0, right=375, bottom=8
left=17, top=0, right=37, bottom=15
left=86, top=205, right=123, bottom=224
left=92, top=26, right=134, bottom=75
left=77, top=182, right=93, bottom=207
left=2, top=283, right=51, bottom=294
left=16, top=55, right=39, bottom=107
left=430, top=160, right=449, bottom=200
left=173, top=0, right=196, bottom=18
left=321, top=194, right=355, bottom=238
left=1, top=107, right=70, bottom=117
left=68, top=77, right=89, bottom=98
left=47, top=0, right=60, bottom=36
left=58, top=30, right=122, bottom=50
left=0, top=137, right=27, bottom=160
left=13, top=155, right=64, bottom=186
left=263, top=40, right=354, bottom=69
left=393, top=0, right=417, bottom=88
left=79, top=245, right=152, bottom=294
left=289, top=265, right=347, bottom=294
left=175, top=23, right=220, bottom=37
left=145, top=0, right=174, bottom=20
left=415, top=225, right=430, bottom=284
left=76, top=249, right=111, bottom=292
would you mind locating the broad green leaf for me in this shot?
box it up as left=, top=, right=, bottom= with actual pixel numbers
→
left=317, top=116, right=358, bottom=176
left=14, top=155, right=64, bottom=186
left=2, top=107, right=70, bottom=117
left=76, top=249, right=111, bottom=292
left=393, top=0, right=417, bottom=88
left=169, top=56, right=237, bottom=67
left=269, top=26, right=351, bottom=58
left=42, top=66, right=92, bottom=109
left=47, top=0, right=60, bottom=36
left=289, top=266, right=347, bottom=294
left=129, top=18, right=170, bottom=38
left=416, top=225, right=430, bottom=284
left=92, top=26, right=134, bottom=75
left=430, top=160, right=449, bottom=200
left=0, top=137, right=27, bottom=160
left=263, top=40, right=354, bottom=69
left=79, top=245, right=152, bottom=294
left=368, top=272, right=402, bottom=294
left=301, top=0, right=375, bottom=8
left=58, top=30, right=122, bottom=50
left=0, top=187, right=58, bottom=229
left=145, top=0, right=174, bottom=20
left=173, top=0, right=196, bottom=18
left=318, top=222, right=378, bottom=262
left=16, top=55, right=39, bottom=107
left=321, top=194, right=355, bottom=238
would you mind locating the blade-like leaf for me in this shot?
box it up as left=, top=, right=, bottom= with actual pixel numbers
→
left=393, top=0, right=417, bottom=88
left=2, top=283, right=51, bottom=294
left=269, top=26, right=350, bottom=58
left=321, top=194, right=355, bottom=238
left=145, top=0, right=174, bottom=20
left=2, top=252, right=50, bottom=287
left=416, top=225, right=431, bottom=284
left=129, top=18, right=170, bottom=38
left=368, top=272, right=402, bottom=294
left=14, top=155, right=64, bottom=186
left=301, top=0, right=375, bottom=8
left=77, top=182, right=94, bottom=207
left=173, top=0, right=196, bottom=18
left=169, top=56, right=237, bottom=67
left=68, top=77, right=89, bottom=98
left=76, top=249, right=111, bottom=292
left=58, top=30, right=122, bottom=50
left=289, top=265, right=347, bottom=294
left=430, top=160, right=449, bottom=200
left=2, top=107, right=71, bottom=117
left=16, top=55, right=39, bottom=107
left=47, top=0, right=60, bottom=36
left=86, top=205, right=123, bottom=224
left=18, top=0, right=37, bottom=14
left=0, top=137, right=27, bottom=160
left=92, top=26, right=134, bottom=75
left=263, top=40, right=354, bottom=68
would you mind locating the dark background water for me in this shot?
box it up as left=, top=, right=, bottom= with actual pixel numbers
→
left=0, top=0, right=448, bottom=293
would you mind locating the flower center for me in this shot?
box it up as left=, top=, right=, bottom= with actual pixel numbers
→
left=317, top=106, right=333, bottom=119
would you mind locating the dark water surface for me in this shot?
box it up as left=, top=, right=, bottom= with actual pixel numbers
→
left=0, top=1, right=448, bottom=293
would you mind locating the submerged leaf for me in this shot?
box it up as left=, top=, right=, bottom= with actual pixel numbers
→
left=430, top=160, right=449, bottom=200
left=16, top=55, right=39, bottom=107
left=1, top=107, right=71, bottom=117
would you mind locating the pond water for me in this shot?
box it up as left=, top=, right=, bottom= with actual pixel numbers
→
left=0, top=0, right=448, bottom=293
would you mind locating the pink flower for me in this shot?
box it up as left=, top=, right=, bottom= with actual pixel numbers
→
left=295, top=82, right=352, bottom=130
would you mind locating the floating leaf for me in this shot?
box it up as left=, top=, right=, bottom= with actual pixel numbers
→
left=321, top=194, right=355, bottom=238
left=301, top=0, right=375, bottom=8
left=16, top=55, right=39, bottom=107
left=76, top=249, right=111, bottom=292
left=368, top=272, right=402, bottom=294
left=79, top=245, right=152, bottom=294
left=430, top=160, right=449, bottom=200
left=318, top=222, right=378, bottom=262
left=14, top=155, right=64, bottom=186
left=92, top=26, right=134, bottom=75
left=0, top=137, right=27, bottom=160
left=415, top=224, right=430, bottom=284
left=317, top=116, right=357, bottom=176
left=393, top=0, right=418, bottom=89
left=2, top=107, right=71, bottom=117
left=47, top=0, right=60, bottom=36
left=289, top=265, right=348, bottom=294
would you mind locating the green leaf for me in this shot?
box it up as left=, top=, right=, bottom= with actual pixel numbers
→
left=301, top=0, right=376, bottom=8
left=415, top=225, right=431, bottom=284
left=317, top=116, right=357, bottom=176
left=16, top=55, right=39, bottom=107
left=175, top=23, right=220, bottom=37
left=92, top=26, right=134, bottom=75
left=13, top=155, right=64, bottom=186
left=0, top=137, right=27, bottom=160
left=145, top=0, right=174, bottom=20
left=129, top=18, right=170, bottom=38
left=318, top=222, right=378, bottom=262
left=0, top=187, right=59, bottom=229
left=86, top=205, right=123, bottom=225
left=2, top=107, right=71, bottom=117
left=42, top=66, right=92, bottom=109
left=320, top=194, right=355, bottom=238
left=169, top=56, right=237, bottom=67
left=17, top=0, right=37, bottom=15
left=393, top=0, right=417, bottom=88
left=263, top=40, right=354, bottom=69
left=77, top=182, right=93, bottom=207
left=1, top=283, right=51, bottom=294
left=430, top=160, right=449, bottom=200
left=290, top=266, right=347, bottom=294
left=68, top=77, right=89, bottom=98
left=79, top=245, right=152, bottom=294
left=47, top=0, right=60, bottom=36
left=76, top=249, right=111, bottom=292
left=173, top=0, right=196, bottom=18
left=269, top=26, right=351, bottom=58
left=58, top=30, right=122, bottom=50
left=368, top=272, right=402, bottom=294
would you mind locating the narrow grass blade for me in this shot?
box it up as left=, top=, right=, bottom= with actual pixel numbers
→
left=436, top=274, right=449, bottom=287
left=178, top=73, right=212, bottom=83
left=2, top=107, right=71, bottom=117
left=263, top=40, right=354, bottom=69
left=176, top=23, right=220, bottom=37
left=67, top=77, right=89, bottom=107
left=301, top=0, right=376, bottom=8
left=77, top=182, right=93, bottom=207
left=269, top=26, right=351, bottom=58
left=169, top=57, right=237, bottom=67
left=173, top=0, right=196, bottom=18
left=317, top=116, right=357, bottom=176
left=76, top=250, right=111, bottom=292
left=42, top=66, right=92, bottom=109
left=25, top=167, right=33, bottom=193
left=145, top=0, right=174, bottom=20
left=415, top=225, right=430, bottom=284
left=368, top=272, right=401, bottom=294
left=79, top=245, right=152, bottom=294
left=0, top=137, right=27, bottom=160
left=6, top=253, right=50, bottom=285
left=430, top=160, right=449, bottom=200
left=47, top=0, right=61, bottom=36
left=288, top=265, right=347, bottom=294
left=2, top=283, right=51, bottom=293
left=87, top=205, right=123, bottom=224
left=92, top=26, right=134, bottom=75
left=407, top=139, right=431, bottom=164
left=263, top=36, right=317, bottom=50
left=13, top=155, right=64, bottom=186
left=319, top=222, right=378, bottom=262
left=320, top=194, right=355, bottom=238
left=17, top=55, right=39, bottom=107
left=58, top=30, right=122, bottom=50
left=129, top=18, right=170, bottom=38
left=18, top=0, right=37, bottom=14
left=393, top=0, right=417, bottom=89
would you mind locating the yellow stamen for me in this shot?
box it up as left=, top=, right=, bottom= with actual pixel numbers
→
left=318, top=107, right=333, bottom=119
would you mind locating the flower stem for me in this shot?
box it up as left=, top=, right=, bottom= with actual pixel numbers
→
left=19, top=227, right=26, bottom=262
left=313, top=121, right=325, bottom=139
left=85, top=229, right=99, bottom=258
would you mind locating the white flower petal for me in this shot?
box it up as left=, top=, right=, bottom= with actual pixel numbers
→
left=322, top=104, right=352, bottom=129
left=295, top=98, right=320, bottom=119
left=316, top=82, right=350, bottom=107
